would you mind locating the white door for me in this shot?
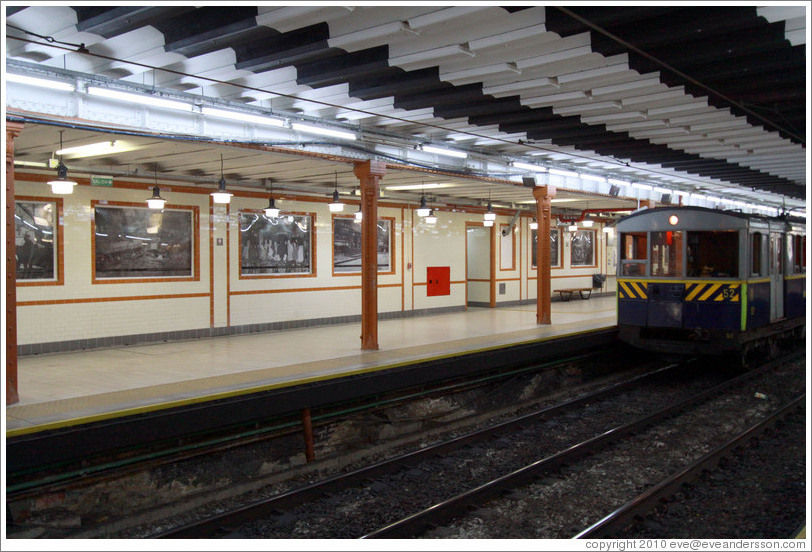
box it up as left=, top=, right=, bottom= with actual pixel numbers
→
left=466, top=225, right=492, bottom=306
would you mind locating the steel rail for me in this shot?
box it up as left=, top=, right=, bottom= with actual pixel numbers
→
left=573, top=394, right=806, bottom=539
left=155, top=360, right=682, bottom=538
left=360, top=353, right=798, bottom=538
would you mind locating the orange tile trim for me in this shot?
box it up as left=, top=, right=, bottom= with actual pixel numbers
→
left=14, top=195, right=64, bottom=287
left=229, top=283, right=402, bottom=296
left=18, top=292, right=210, bottom=307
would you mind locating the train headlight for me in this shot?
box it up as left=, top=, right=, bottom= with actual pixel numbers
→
left=668, top=215, right=679, bottom=226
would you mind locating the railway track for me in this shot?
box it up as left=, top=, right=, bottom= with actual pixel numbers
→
left=574, top=394, right=806, bottom=539
left=150, top=352, right=804, bottom=539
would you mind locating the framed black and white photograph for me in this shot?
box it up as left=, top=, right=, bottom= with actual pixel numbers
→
left=240, top=212, right=313, bottom=276
left=15, top=198, right=59, bottom=283
left=571, top=229, right=596, bottom=267
left=333, top=217, right=392, bottom=274
left=531, top=228, right=561, bottom=269
left=93, top=203, right=195, bottom=280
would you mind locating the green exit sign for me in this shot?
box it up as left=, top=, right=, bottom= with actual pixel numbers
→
left=91, top=175, right=113, bottom=187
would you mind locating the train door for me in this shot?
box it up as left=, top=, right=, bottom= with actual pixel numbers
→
left=769, top=232, right=784, bottom=320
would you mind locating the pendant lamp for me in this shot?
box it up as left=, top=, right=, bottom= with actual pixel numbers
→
left=48, top=130, right=77, bottom=194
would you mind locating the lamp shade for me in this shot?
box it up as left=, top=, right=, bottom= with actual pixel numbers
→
left=529, top=219, right=538, bottom=230
left=483, top=201, right=496, bottom=221
left=146, top=186, right=166, bottom=209
left=416, top=195, right=431, bottom=217
left=328, top=189, right=344, bottom=212
left=425, top=210, right=437, bottom=224
left=211, top=178, right=233, bottom=204
left=264, top=197, right=280, bottom=218
left=48, top=162, right=77, bottom=195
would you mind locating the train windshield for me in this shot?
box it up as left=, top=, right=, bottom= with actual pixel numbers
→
left=687, top=231, right=738, bottom=278
left=619, top=232, right=647, bottom=276
left=651, top=231, right=683, bottom=277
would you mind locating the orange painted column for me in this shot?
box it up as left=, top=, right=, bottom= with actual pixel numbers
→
left=354, top=160, right=387, bottom=350
left=533, top=185, right=556, bottom=325
left=6, top=120, right=24, bottom=405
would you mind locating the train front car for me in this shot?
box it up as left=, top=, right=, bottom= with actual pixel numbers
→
left=615, top=206, right=805, bottom=358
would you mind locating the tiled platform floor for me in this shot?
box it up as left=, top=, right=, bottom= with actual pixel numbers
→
left=6, top=297, right=617, bottom=432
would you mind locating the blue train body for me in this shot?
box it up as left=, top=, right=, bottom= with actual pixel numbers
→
left=615, top=206, right=805, bottom=355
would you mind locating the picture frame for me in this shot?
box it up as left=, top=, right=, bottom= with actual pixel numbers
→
left=570, top=229, right=596, bottom=267
left=239, top=211, right=314, bottom=276
left=15, top=197, right=63, bottom=285
left=531, top=228, right=561, bottom=269
left=92, top=202, right=198, bottom=282
left=333, top=216, right=393, bottom=274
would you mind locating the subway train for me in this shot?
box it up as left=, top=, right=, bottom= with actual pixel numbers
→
left=615, top=206, right=806, bottom=359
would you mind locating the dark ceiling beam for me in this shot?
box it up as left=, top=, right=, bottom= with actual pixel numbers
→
left=296, top=45, right=391, bottom=88
left=154, top=7, right=260, bottom=57
left=234, top=24, right=334, bottom=72
left=349, top=67, right=441, bottom=101
left=73, top=6, right=194, bottom=38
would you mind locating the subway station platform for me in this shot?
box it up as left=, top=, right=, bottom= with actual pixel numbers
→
left=6, top=296, right=617, bottom=435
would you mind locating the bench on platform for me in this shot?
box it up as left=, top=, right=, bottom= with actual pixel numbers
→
left=556, top=287, right=593, bottom=301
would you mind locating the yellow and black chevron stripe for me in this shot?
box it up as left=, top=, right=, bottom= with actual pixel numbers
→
left=684, top=282, right=740, bottom=303
left=618, top=280, right=648, bottom=300
left=618, top=279, right=743, bottom=302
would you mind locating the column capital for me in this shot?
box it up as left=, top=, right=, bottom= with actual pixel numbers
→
left=353, top=159, right=387, bottom=181
left=532, top=185, right=557, bottom=201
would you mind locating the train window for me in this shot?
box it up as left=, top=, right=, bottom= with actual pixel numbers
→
left=790, top=235, right=806, bottom=274
left=686, top=231, right=738, bottom=278
left=751, top=232, right=763, bottom=276
left=620, top=232, right=647, bottom=276
left=650, top=231, right=683, bottom=277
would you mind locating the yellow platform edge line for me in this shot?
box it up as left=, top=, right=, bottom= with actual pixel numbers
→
left=6, top=326, right=616, bottom=438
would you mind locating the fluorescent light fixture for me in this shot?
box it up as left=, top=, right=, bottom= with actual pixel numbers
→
left=422, top=145, right=468, bottom=159
left=385, top=182, right=451, bottom=191
left=7, top=73, right=75, bottom=92
left=202, top=106, right=285, bottom=127
left=56, top=140, right=140, bottom=158
left=14, top=160, right=48, bottom=168
left=579, top=174, right=605, bottom=183
left=513, top=162, right=546, bottom=172
left=607, top=178, right=630, bottom=187
left=548, top=168, right=579, bottom=178
left=87, top=86, right=192, bottom=111
left=291, top=122, right=356, bottom=141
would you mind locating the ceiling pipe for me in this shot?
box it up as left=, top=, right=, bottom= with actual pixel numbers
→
left=556, top=208, right=633, bottom=223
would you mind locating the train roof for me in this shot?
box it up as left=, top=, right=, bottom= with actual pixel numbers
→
left=616, top=205, right=806, bottom=230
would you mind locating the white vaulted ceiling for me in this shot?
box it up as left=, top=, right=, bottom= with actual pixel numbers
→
left=4, top=5, right=807, bottom=214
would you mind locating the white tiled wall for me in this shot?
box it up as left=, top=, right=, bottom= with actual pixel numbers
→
left=14, top=175, right=615, bottom=346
